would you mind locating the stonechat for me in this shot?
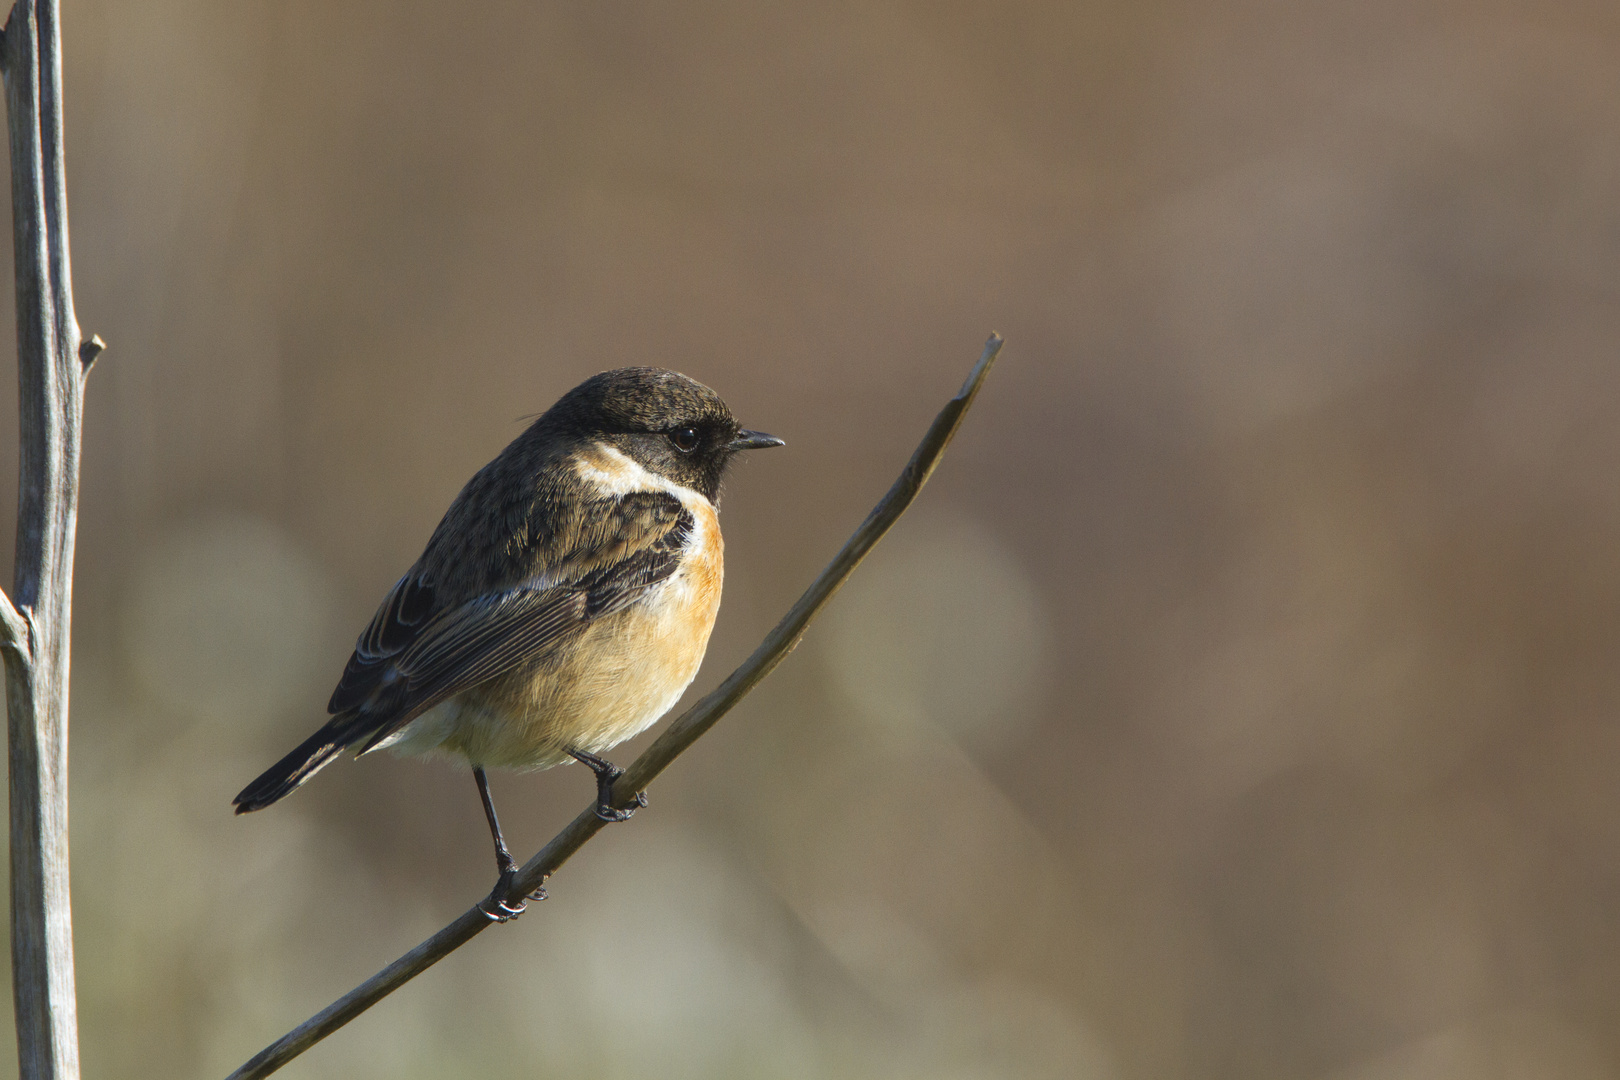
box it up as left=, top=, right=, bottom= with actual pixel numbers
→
left=233, top=367, right=783, bottom=917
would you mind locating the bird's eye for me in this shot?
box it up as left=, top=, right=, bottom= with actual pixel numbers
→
left=669, top=427, right=700, bottom=453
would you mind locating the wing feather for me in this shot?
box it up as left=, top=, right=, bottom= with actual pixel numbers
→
left=331, top=490, right=693, bottom=755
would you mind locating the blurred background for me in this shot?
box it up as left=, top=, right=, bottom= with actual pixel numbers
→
left=0, top=0, right=1617, bottom=1076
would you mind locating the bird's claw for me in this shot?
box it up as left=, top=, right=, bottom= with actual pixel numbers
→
left=480, top=894, right=527, bottom=923
left=480, top=869, right=546, bottom=922
left=594, top=789, right=648, bottom=822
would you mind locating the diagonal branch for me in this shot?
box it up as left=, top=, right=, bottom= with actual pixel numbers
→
left=225, top=333, right=1005, bottom=1080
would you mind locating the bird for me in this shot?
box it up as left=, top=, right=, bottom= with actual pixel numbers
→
left=232, top=367, right=783, bottom=919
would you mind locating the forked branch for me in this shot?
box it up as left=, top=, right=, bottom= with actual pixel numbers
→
left=226, top=332, right=1006, bottom=1080
left=0, top=584, right=29, bottom=656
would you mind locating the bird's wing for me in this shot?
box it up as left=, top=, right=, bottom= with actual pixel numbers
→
left=325, top=490, right=693, bottom=754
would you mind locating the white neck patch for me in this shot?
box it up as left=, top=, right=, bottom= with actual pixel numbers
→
left=575, top=443, right=711, bottom=509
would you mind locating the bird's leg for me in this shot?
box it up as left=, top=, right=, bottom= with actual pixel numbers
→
left=568, top=748, right=648, bottom=822
left=473, top=766, right=542, bottom=922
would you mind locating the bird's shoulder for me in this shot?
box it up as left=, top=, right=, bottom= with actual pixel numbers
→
left=421, top=436, right=708, bottom=600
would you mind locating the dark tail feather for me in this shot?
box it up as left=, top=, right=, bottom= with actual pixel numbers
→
left=233, top=715, right=366, bottom=813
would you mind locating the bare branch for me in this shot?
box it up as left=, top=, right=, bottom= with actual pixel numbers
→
left=3, top=0, right=88, bottom=1076
left=225, top=333, right=1006, bottom=1080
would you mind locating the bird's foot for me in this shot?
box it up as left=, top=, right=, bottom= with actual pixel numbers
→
left=595, top=789, right=648, bottom=823
left=480, top=869, right=548, bottom=923
left=480, top=869, right=526, bottom=922
left=568, top=748, right=648, bottom=822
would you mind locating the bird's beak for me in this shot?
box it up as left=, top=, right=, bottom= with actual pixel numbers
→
left=729, top=429, right=785, bottom=452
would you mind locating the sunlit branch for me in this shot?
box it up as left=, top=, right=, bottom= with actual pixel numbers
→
left=2, top=1, right=99, bottom=1076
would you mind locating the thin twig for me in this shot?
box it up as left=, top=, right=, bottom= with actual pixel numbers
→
left=226, top=333, right=1005, bottom=1080
left=0, top=586, right=30, bottom=656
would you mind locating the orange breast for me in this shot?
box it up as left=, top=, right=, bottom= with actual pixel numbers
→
left=684, top=500, right=724, bottom=613
left=429, top=496, right=726, bottom=770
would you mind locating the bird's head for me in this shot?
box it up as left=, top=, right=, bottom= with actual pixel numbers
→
left=553, top=367, right=783, bottom=502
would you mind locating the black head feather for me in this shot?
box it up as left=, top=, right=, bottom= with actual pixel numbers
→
left=548, top=368, right=754, bottom=502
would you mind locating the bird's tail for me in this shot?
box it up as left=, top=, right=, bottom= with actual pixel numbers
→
left=232, top=714, right=368, bottom=814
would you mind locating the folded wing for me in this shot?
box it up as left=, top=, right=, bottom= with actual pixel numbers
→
left=232, top=490, right=691, bottom=812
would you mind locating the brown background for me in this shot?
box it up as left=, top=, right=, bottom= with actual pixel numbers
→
left=1, top=0, right=1619, bottom=1077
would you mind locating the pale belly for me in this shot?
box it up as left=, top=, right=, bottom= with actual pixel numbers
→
left=383, top=542, right=723, bottom=771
